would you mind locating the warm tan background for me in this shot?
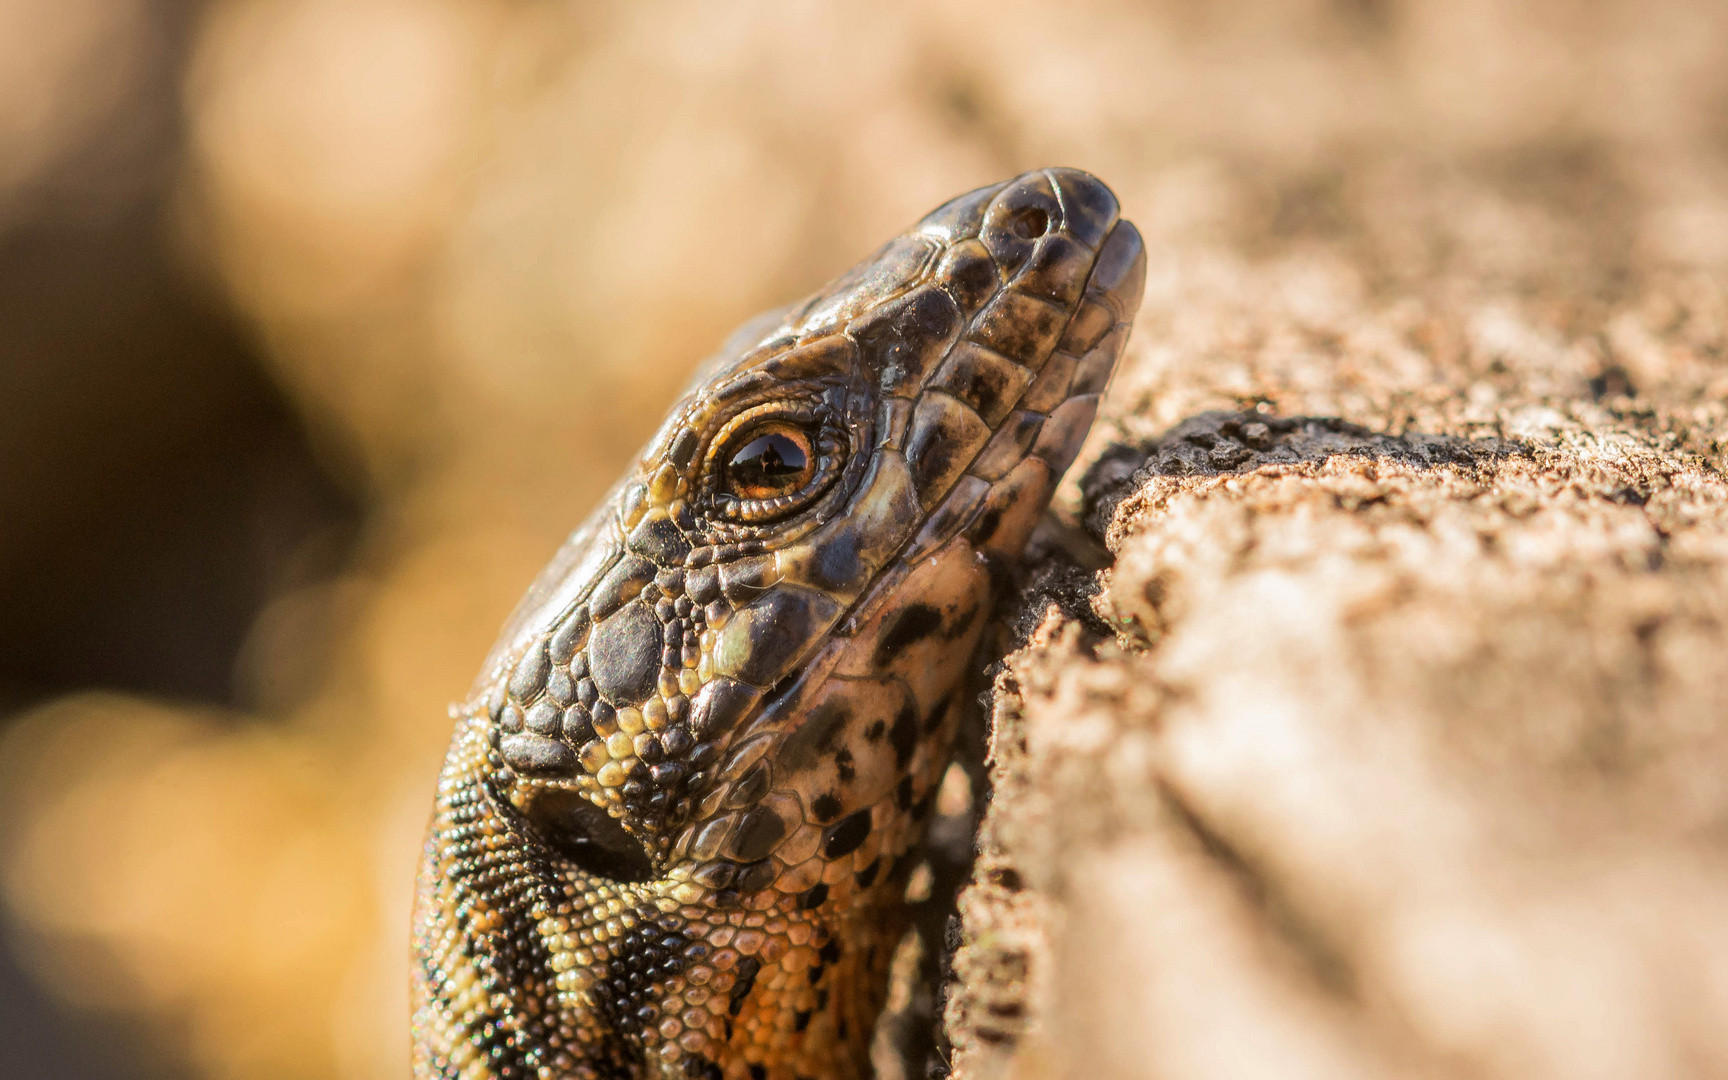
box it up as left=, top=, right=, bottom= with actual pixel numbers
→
left=3, top=2, right=1728, bottom=1079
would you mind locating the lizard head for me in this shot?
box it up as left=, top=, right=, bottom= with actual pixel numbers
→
left=415, top=169, right=1144, bottom=1080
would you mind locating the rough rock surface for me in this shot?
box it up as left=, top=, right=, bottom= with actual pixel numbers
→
left=940, top=176, right=1728, bottom=1080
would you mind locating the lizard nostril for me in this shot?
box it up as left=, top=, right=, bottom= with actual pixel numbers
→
left=1007, top=206, right=1049, bottom=240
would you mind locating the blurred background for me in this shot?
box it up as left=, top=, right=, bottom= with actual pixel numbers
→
left=2, top=1, right=1727, bottom=1078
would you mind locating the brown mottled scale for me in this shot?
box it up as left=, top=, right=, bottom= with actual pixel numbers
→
left=412, top=169, right=1146, bottom=1080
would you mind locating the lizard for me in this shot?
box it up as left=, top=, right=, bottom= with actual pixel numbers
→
left=412, top=167, right=1145, bottom=1080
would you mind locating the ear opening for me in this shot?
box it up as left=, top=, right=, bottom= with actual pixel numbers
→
left=521, top=786, right=657, bottom=883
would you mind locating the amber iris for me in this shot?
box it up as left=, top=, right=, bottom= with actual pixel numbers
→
left=725, top=426, right=813, bottom=500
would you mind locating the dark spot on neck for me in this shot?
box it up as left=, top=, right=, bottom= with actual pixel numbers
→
left=727, top=956, right=762, bottom=1016
left=888, top=702, right=919, bottom=768
left=822, top=809, right=872, bottom=859
left=924, top=690, right=953, bottom=733
left=872, top=602, right=942, bottom=665
left=780, top=698, right=852, bottom=772
left=855, top=858, right=880, bottom=887
left=811, top=791, right=842, bottom=822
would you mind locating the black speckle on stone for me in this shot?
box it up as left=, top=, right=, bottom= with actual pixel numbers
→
left=988, top=867, right=1024, bottom=892
left=822, top=809, right=872, bottom=859
left=944, top=912, right=965, bottom=954
left=1589, top=365, right=1637, bottom=400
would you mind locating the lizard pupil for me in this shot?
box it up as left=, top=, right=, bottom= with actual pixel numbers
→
left=726, top=429, right=812, bottom=500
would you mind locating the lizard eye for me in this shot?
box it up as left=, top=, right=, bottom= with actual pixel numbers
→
left=724, top=425, right=813, bottom=501
left=705, top=403, right=843, bottom=525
